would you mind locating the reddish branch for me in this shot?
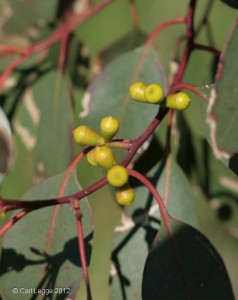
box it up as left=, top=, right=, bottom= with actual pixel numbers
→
left=172, top=0, right=196, bottom=86
left=73, top=199, right=92, bottom=300
left=0, top=45, right=28, bottom=57
left=169, top=83, right=209, bottom=103
left=128, top=169, right=192, bottom=298
left=0, top=209, right=29, bottom=236
left=1, top=0, right=215, bottom=237
left=162, top=0, right=197, bottom=213
left=193, top=43, right=221, bottom=56
left=0, top=0, right=114, bottom=90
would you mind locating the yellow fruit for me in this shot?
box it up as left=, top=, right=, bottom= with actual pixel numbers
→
left=86, top=149, right=98, bottom=166
left=129, top=82, right=147, bottom=102
left=94, top=146, right=116, bottom=170
left=163, top=92, right=190, bottom=110
left=100, top=116, right=119, bottom=141
left=144, top=84, right=164, bottom=104
left=73, top=125, right=104, bottom=146
left=115, top=184, right=135, bottom=206
left=107, top=165, right=129, bottom=187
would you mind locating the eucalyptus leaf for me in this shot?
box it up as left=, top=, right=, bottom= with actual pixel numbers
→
left=0, top=170, right=92, bottom=300
left=142, top=219, right=235, bottom=300
left=80, top=46, right=167, bottom=143
left=207, top=18, right=238, bottom=156
left=33, top=72, right=73, bottom=177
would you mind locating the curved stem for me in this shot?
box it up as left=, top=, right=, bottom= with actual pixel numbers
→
left=127, top=168, right=192, bottom=299
left=169, top=82, right=209, bottom=103
left=127, top=169, right=172, bottom=228
left=145, top=17, right=186, bottom=49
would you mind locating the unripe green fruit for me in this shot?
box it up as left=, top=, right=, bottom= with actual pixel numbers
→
left=94, top=146, right=116, bottom=170
left=73, top=126, right=104, bottom=146
left=163, top=92, right=190, bottom=110
left=115, top=184, right=135, bottom=206
left=129, top=82, right=147, bottom=102
left=144, top=84, right=164, bottom=104
left=86, top=149, right=98, bottom=166
left=107, top=165, right=129, bottom=187
left=100, top=116, right=119, bottom=141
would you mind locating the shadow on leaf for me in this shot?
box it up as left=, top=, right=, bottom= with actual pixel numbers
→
left=0, top=234, right=92, bottom=300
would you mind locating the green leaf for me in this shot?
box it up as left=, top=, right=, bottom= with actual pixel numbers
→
left=79, top=46, right=167, bottom=142
left=33, top=71, right=73, bottom=177
left=196, top=84, right=238, bottom=176
left=109, top=155, right=198, bottom=299
left=156, top=157, right=198, bottom=228
left=75, top=0, right=132, bottom=56
left=1, top=84, right=37, bottom=198
left=182, top=83, right=214, bottom=141
left=0, top=170, right=92, bottom=300
left=194, top=187, right=238, bottom=298
left=109, top=185, right=161, bottom=300
left=142, top=219, right=235, bottom=300
left=3, top=0, right=58, bottom=34
left=101, top=29, right=147, bottom=65
left=134, top=155, right=199, bottom=229
left=110, top=224, right=150, bottom=300
left=207, top=18, right=238, bottom=157
left=76, top=186, right=121, bottom=300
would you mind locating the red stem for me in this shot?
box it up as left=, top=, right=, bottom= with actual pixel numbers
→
left=145, top=17, right=186, bottom=49
left=162, top=0, right=197, bottom=217
left=0, top=4, right=194, bottom=219
left=127, top=169, right=192, bottom=298
left=127, top=169, right=172, bottom=230
left=0, top=0, right=199, bottom=234
left=44, top=147, right=92, bottom=252
left=169, top=82, right=209, bottom=103
left=0, top=210, right=29, bottom=236
left=0, top=45, right=28, bottom=56
left=0, top=0, right=114, bottom=90
left=172, top=0, right=196, bottom=86
left=58, top=147, right=92, bottom=198
left=58, top=33, right=70, bottom=72
left=193, top=43, right=221, bottom=56
left=74, top=199, right=92, bottom=300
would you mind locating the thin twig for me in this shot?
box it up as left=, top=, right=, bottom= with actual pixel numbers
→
left=0, top=210, right=29, bottom=236
left=0, top=0, right=114, bottom=90
left=127, top=169, right=192, bottom=299
left=73, top=199, right=92, bottom=300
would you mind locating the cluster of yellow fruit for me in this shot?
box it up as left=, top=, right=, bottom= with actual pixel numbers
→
left=129, top=82, right=190, bottom=110
left=73, top=116, right=135, bottom=206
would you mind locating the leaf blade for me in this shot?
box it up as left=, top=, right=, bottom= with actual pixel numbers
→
left=142, top=219, right=235, bottom=300
left=0, top=170, right=92, bottom=299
